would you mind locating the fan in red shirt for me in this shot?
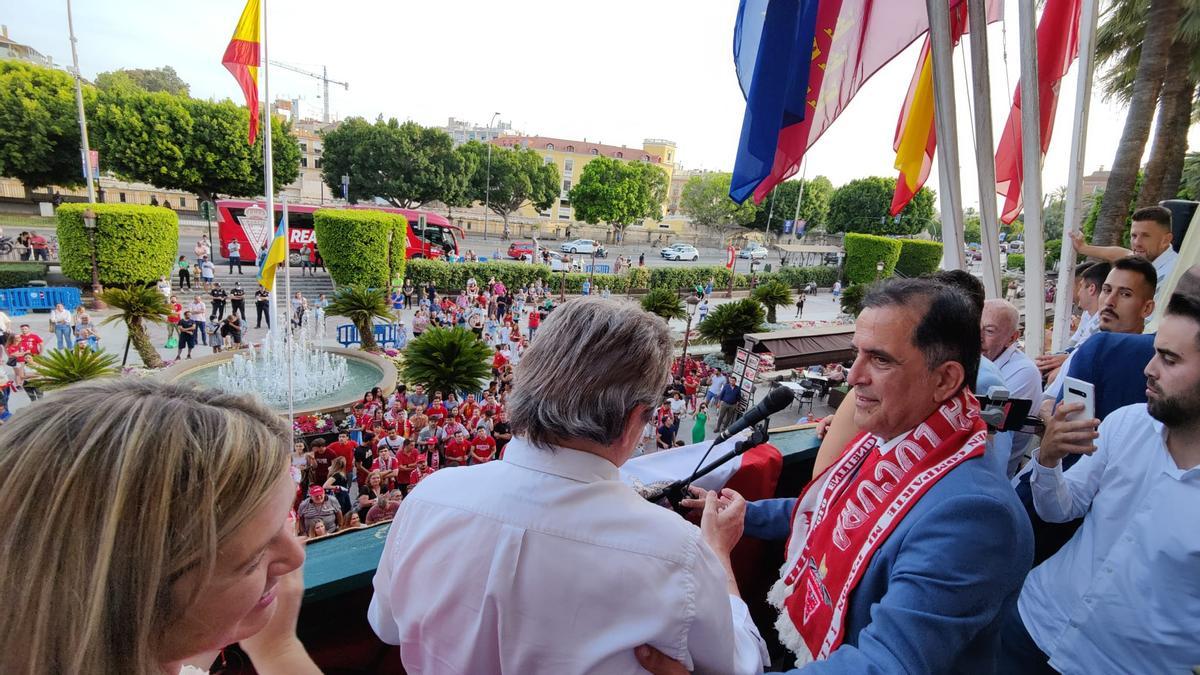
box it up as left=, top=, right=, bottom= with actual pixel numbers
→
left=371, top=448, right=399, bottom=491
left=492, top=347, right=509, bottom=374
left=682, top=374, right=700, bottom=413
left=327, top=433, right=357, bottom=476
left=395, top=443, right=422, bottom=494
left=458, top=394, right=478, bottom=422
left=469, top=427, right=496, bottom=464
left=443, top=430, right=470, bottom=466
left=426, top=396, right=449, bottom=426
left=479, top=393, right=502, bottom=418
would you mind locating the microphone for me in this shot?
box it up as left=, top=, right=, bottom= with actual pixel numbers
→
left=711, top=386, right=795, bottom=445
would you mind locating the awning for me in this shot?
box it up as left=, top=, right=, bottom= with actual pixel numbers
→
left=743, top=324, right=856, bottom=370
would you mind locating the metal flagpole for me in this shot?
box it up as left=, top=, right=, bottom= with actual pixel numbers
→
left=967, top=0, right=1002, bottom=298
left=66, top=0, right=96, bottom=205
left=792, top=157, right=806, bottom=239
left=1017, top=0, right=1046, bottom=357
left=924, top=0, right=966, bottom=270
left=283, top=196, right=295, bottom=427
left=262, top=0, right=277, bottom=336
left=1051, top=0, right=1100, bottom=352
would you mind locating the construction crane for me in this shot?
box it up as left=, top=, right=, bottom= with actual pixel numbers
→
left=268, top=60, right=348, bottom=124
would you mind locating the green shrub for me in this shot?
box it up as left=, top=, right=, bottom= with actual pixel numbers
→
left=1007, top=253, right=1026, bottom=270
left=626, top=266, right=651, bottom=290
left=641, top=287, right=686, bottom=320
left=894, top=239, right=944, bottom=277
left=697, top=298, right=766, bottom=363
left=0, top=262, right=48, bottom=288
left=843, top=233, right=902, bottom=284
left=840, top=283, right=870, bottom=316
left=649, top=265, right=734, bottom=292
left=406, top=259, right=552, bottom=291
left=774, top=265, right=839, bottom=288
left=313, top=209, right=408, bottom=288
left=1045, top=239, right=1063, bottom=270
left=57, top=203, right=177, bottom=286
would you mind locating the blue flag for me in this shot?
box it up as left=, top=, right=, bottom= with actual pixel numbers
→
left=730, top=0, right=821, bottom=204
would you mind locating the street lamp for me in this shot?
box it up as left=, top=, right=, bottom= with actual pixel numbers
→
left=680, top=293, right=700, bottom=370
left=483, top=111, right=500, bottom=241
left=82, top=208, right=105, bottom=309
left=875, top=260, right=885, bottom=281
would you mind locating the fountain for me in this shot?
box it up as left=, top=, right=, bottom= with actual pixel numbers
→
left=165, top=310, right=394, bottom=414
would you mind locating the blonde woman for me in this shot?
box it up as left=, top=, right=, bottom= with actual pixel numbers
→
left=0, top=380, right=320, bottom=675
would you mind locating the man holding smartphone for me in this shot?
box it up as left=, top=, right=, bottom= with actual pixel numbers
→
left=999, top=286, right=1200, bottom=674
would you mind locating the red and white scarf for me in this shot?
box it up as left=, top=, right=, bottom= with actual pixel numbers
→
left=768, top=388, right=988, bottom=664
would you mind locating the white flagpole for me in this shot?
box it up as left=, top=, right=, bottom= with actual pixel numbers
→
left=967, top=0, right=1003, bottom=299
left=283, top=196, right=295, bottom=426
left=1017, top=0, right=1046, bottom=357
left=1051, top=0, right=1100, bottom=352
left=924, top=0, right=966, bottom=270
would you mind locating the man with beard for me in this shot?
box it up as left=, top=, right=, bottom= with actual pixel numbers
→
left=998, top=287, right=1200, bottom=674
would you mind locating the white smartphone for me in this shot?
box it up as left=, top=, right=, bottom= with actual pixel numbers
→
left=1062, top=377, right=1096, bottom=422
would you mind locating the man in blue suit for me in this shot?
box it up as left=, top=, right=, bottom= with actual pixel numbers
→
left=638, top=279, right=1034, bottom=674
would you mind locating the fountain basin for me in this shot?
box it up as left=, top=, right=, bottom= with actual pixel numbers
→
left=160, top=346, right=396, bottom=415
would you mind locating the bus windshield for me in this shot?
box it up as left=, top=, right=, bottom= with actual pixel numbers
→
left=417, top=225, right=457, bottom=255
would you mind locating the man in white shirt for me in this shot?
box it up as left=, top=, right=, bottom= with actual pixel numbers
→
left=999, top=288, right=1200, bottom=674
left=1044, top=257, right=1156, bottom=401
left=369, top=296, right=768, bottom=674
left=981, top=298, right=1043, bottom=476
left=705, top=370, right=727, bottom=406
left=1066, top=261, right=1108, bottom=349
left=1068, top=204, right=1178, bottom=306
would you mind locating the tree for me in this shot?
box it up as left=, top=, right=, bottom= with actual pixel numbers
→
left=752, top=280, right=793, bottom=323
left=91, top=91, right=300, bottom=206
left=1095, top=0, right=1200, bottom=208
left=459, top=142, right=558, bottom=236
left=326, top=284, right=393, bottom=352
left=679, top=173, right=757, bottom=235
left=697, top=299, right=765, bottom=364
left=26, top=348, right=119, bottom=391
left=750, top=176, right=835, bottom=234
left=570, top=156, right=669, bottom=238
left=1092, top=0, right=1183, bottom=246
left=95, top=66, right=189, bottom=96
left=99, top=286, right=171, bottom=368
left=826, top=177, right=935, bottom=235
left=1180, top=151, right=1200, bottom=200
left=963, top=209, right=982, bottom=245
left=1043, top=186, right=1067, bottom=241
left=402, top=327, right=493, bottom=396
left=320, top=118, right=465, bottom=208
left=640, top=288, right=686, bottom=321
left=0, top=60, right=92, bottom=194
left=441, top=144, right=481, bottom=222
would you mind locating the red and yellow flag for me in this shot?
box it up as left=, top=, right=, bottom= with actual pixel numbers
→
left=222, top=0, right=261, bottom=145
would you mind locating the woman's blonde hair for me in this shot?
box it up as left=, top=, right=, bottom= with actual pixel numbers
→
left=0, top=379, right=290, bottom=674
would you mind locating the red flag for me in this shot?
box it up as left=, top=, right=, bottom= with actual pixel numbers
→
left=222, top=0, right=262, bottom=145
left=994, top=0, right=1083, bottom=223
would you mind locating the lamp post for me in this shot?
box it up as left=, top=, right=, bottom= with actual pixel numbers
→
left=483, top=111, right=500, bottom=241
left=680, top=293, right=700, bottom=369
left=82, top=208, right=105, bottom=309
left=875, top=260, right=885, bottom=282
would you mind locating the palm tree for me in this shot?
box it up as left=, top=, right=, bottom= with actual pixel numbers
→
left=640, top=288, right=686, bottom=321
left=26, top=348, right=119, bottom=390
left=1092, top=0, right=1185, bottom=245
left=325, top=284, right=393, bottom=352
left=99, top=286, right=171, bottom=368
left=402, top=327, right=493, bottom=396
left=697, top=299, right=765, bottom=364
left=751, top=280, right=793, bottom=324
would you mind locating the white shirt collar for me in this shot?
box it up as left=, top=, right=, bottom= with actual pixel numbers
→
left=1152, top=245, right=1178, bottom=277
left=873, top=427, right=917, bottom=456
left=502, top=437, right=620, bottom=483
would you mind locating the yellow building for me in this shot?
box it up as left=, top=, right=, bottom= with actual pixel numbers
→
left=490, top=135, right=679, bottom=233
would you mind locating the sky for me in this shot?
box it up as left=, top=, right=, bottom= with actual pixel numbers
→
left=6, top=0, right=1198, bottom=212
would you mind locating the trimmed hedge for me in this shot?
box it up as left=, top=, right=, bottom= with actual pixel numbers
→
left=0, top=262, right=48, bottom=288
left=314, top=209, right=408, bottom=288
left=406, top=259, right=552, bottom=290
left=844, top=233, right=902, bottom=284
left=894, top=239, right=944, bottom=277
left=57, top=203, right=177, bottom=286
left=1007, top=253, right=1025, bottom=270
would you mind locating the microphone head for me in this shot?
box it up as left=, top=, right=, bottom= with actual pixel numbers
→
left=763, top=385, right=795, bottom=412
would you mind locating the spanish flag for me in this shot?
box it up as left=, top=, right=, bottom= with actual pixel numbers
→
left=889, top=3, right=971, bottom=216
left=222, top=0, right=261, bottom=145
left=258, top=213, right=287, bottom=291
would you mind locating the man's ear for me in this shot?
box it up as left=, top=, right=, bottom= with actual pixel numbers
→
left=1141, top=298, right=1156, bottom=321
left=931, top=360, right=967, bottom=403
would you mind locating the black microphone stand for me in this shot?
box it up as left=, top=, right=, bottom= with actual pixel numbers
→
left=643, top=421, right=771, bottom=509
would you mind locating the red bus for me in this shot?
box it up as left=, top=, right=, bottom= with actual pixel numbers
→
left=215, top=200, right=463, bottom=264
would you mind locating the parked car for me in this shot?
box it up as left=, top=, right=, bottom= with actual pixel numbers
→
left=560, top=238, right=598, bottom=254
left=1008, top=240, right=1024, bottom=254
left=660, top=243, right=690, bottom=257
left=508, top=241, right=536, bottom=260
left=663, top=244, right=700, bottom=261
left=738, top=246, right=768, bottom=260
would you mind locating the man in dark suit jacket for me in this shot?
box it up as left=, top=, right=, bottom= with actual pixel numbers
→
left=639, top=279, right=1033, bottom=674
